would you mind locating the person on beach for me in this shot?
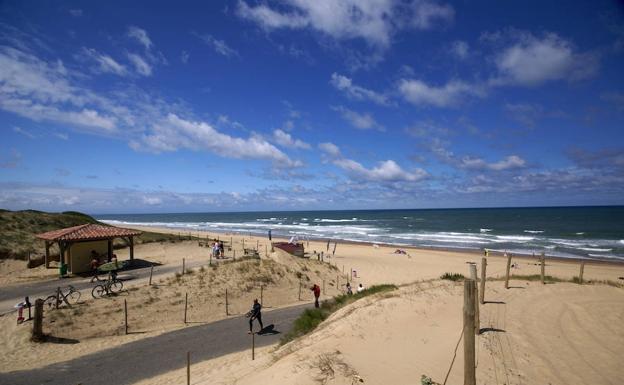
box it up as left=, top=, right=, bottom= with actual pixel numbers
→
left=219, top=241, right=224, bottom=257
left=310, top=284, right=321, bottom=308
left=357, top=283, right=365, bottom=293
left=89, top=251, right=100, bottom=282
left=345, top=282, right=353, bottom=295
left=248, top=299, right=263, bottom=334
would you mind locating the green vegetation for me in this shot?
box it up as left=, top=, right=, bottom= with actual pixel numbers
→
left=280, top=284, right=398, bottom=345
left=0, top=209, right=183, bottom=260
left=0, top=210, right=98, bottom=259
left=440, top=272, right=465, bottom=281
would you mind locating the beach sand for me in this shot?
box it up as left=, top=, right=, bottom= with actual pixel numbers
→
left=1, top=225, right=623, bottom=383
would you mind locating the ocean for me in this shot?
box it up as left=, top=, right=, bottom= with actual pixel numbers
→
left=97, top=206, right=624, bottom=261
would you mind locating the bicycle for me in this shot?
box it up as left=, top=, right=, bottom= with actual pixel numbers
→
left=43, top=285, right=81, bottom=310
left=92, top=274, right=123, bottom=298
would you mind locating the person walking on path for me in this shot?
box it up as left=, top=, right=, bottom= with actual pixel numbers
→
left=310, top=284, right=321, bottom=308
left=89, top=251, right=100, bottom=282
left=248, top=299, right=263, bottom=334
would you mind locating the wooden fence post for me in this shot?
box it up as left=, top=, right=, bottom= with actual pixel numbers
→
left=463, top=279, right=476, bottom=385
left=187, top=351, right=191, bottom=385
left=265, top=244, right=268, bottom=257
left=322, top=279, right=325, bottom=295
left=225, top=289, right=229, bottom=316
left=182, top=258, right=185, bottom=275
left=124, top=299, right=128, bottom=335
left=260, top=285, right=264, bottom=306
left=149, top=264, right=154, bottom=286
left=469, top=264, right=479, bottom=335
left=184, top=292, right=188, bottom=324
left=480, top=258, right=486, bottom=305
left=579, top=261, right=585, bottom=284
left=540, top=253, right=545, bottom=284
left=337, top=275, right=339, bottom=289
left=252, top=332, right=255, bottom=360
left=56, top=287, right=60, bottom=310
left=298, top=280, right=302, bottom=301
left=32, top=299, right=44, bottom=342
left=505, top=253, right=511, bottom=289
left=233, top=250, right=236, bottom=261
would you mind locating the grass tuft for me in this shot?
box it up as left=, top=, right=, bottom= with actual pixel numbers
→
left=440, top=272, right=464, bottom=281
left=280, top=284, right=397, bottom=345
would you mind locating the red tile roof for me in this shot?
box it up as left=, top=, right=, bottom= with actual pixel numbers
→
left=36, top=224, right=142, bottom=241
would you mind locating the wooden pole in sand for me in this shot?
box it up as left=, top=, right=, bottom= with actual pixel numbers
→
left=504, top=253, right=511, bottom=289
left=337, top=275, right=339, bottom=289
left=225, top=289, right=229, bottom=316
left=265, top=244, right=268, bottom=257
left=260, top=285, right=264, bottom=306
left=322, top=279, right=326, bottom=295
left=32, top=299, right=44, bottom=342
left=480, top=258, right=487, bottom=304
left=187, top=351, right=191, bottom=385
left=256, top=240, right=259, bottom=250
left=579, top=261, right=585, bottom=284
left=184, top=292, right=188, bottom=324
left=233, top=250, right=236, bottom=261
left=252, top=332, right=255, bottom=360
left=298, top=280, right=302, bottom=301
left=463, top=279, right=476, bottom=385
left=469, top=264, right=479, bottom=335
left=124, top=299, right=128, bottom=335
left=540, top=253, right=545, bottom=284
left=182, top=258, right=185, bottom=275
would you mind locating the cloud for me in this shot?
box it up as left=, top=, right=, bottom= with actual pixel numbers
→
left=181, top=50, right=189, bottom=64
left=132, top=114, right=303, bottom=168
left=331, top=105, right=384, bottom=131
left=318, top=142, right=341, bottom=157
left=490, top=31, right=599, bottom=87
left=195, top=33, right=239, bottom=57
left=319, top=141, right=427, bottom=182
left=333, top=158, right=428, bottom=182
left=566, top=147, right=624, bottom=170
left=236, top=0, right=454, bottom=48
left=0, top=40, right=303, bottom=170
left=272, top=129, right=311, bottom=149
left=330, top=73, right=390, bottom=105
left=127, top=53, right=152, bottom=76
left=0, top=46, right=118, bottom=131
left=398, top=78, right=485, bottom=107
left=12, top=126, right=36, bottom=139
left=68, top=9, right=83, bottom=17
left=127, top=26, right=153, bottom=50
left=459, top=155, right=526, bottom=171
left=410, top=0, right=454, bottom=30
left=79, top=47, right=128, bottom=76
left=449, top=40, right=469, bottom=60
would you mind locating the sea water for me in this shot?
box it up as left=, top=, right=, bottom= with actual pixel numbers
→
left=97, top=206, right=624, bottom=261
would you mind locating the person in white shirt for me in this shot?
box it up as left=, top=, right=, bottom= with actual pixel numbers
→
left=357, top=283, right=364, bottom=293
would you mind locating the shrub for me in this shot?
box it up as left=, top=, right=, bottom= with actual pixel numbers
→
left=440, top=272, right=464, bottom=281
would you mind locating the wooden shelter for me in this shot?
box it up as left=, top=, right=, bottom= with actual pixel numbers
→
left=35, top=224, right=142, bottom=274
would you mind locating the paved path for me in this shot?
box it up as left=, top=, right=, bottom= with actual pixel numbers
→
left=0, top=259, right=210, bottom=315
left=0, top=303, right=309, bottom=385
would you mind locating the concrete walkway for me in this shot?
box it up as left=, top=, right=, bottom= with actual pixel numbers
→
left=0, top=303, right=309, bottom=385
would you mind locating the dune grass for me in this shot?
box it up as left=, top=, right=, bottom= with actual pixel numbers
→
left=280, top=284, right=398, bottom=345
left=440, top=272, right=465, bottom=281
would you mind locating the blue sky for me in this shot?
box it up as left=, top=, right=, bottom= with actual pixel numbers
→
left=0, top=0, right=623, bottom=213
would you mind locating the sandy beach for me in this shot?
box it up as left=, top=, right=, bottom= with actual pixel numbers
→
left=1, top=225, right=623, bottom=384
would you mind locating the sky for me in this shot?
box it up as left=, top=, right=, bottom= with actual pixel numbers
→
left=0, top=0, right=623, bottom=214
